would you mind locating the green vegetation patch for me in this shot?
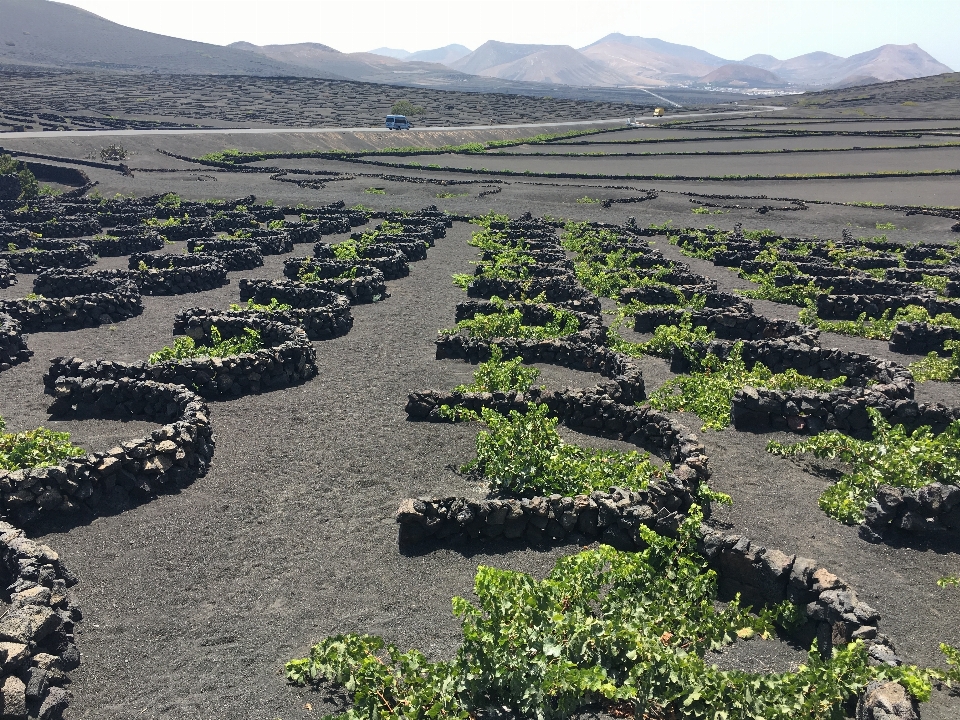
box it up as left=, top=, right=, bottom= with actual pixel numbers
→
left=443, top=297, right=579, bottom=341
left=769, top=408, right=960, bottom=524
left=463, top=403, right=661, bottom=496
left=287, top=510, right=930, bottom=720
left=228, top=298, right=292, bottom=314
left=800, top=304, right=960, bottom=341
left=909, top=340, right=960, bottom=382
left=149, top=326, right=261, bottom=364
left=650, top=343, right=845, bottom=431
left=0, top=417, right=85, bottom=471
left=451, top=346, right=540, bottom=395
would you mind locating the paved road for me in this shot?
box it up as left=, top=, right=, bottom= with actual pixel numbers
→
left=0, top=107, right=785, bottom=140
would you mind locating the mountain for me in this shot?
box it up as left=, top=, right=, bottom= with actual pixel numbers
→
left=698, top=64, right=785, bottom=88
left=229, top=42, right=465, bottom=84
left=579, top=34, right=728, bottom=86
left=829, top=44, right=952, bottom=84
left=0, top=0, right=318, bottom=75
left=369, top=47, right=410, bottom=60
left=451, top=40, right=632, bottom=87
left=408, top=44, right=472, bottom=65
left=738, top=45, right=951, bottom=87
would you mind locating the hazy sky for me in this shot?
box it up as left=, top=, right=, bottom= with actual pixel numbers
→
left=60, top=0, right=958, bottom=69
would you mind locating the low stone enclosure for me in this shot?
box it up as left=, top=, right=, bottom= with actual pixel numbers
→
left=401, top=384, right=706, bottom=547
left=311, top=243, right=409, bottom=280
left=93, top=255, right=229, bottom=295
left=451, top=298, right=607, bottom=344
left=632, top=292, right=817, bottom=342
left=282, top=259, right=388, bottom=303
left=466, top=275, right=601, bottom=314
left=10, top=376, right=215, bottom=529
left=0, top=244, right=95, bottom=274
left=890, top=321, right=960, bottom=355
left=0, top=312, right=32, bottom=371
left=235, top=279, right=353, bottom=340
left=185, top=239, right=264, bottom=272
left=400, top=362, right=910, bottom=714
left=84, top=229, right=164, bottom=257
left=0, top=271, right=143, bottom=333
left=45, top=315, right=317, bottom=400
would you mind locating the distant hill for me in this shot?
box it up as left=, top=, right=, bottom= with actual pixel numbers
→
left=451, top=41, right=632, bottom=87
left=698, top=64, right=784, bottom=88
left=580, top=34, right=727, bottom=85
left=369, top=47, right=410, bottom=60
left=408, top=44, right=472, bottom=65
left=738, top=44, right=951, bottom=87
left=229, top=42, right=472, bottom=85
left=779, top=71, right=960, bottom=108
left=0, top=0, right=317, bottom=75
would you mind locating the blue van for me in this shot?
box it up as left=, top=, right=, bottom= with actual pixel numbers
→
left=384, top=115, right=412, bottom=130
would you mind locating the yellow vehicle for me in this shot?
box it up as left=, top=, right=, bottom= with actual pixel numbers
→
left=653, top=107, right=666, bottom=117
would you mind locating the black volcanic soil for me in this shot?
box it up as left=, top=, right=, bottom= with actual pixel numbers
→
left=1, top=106, right=960, bottom=718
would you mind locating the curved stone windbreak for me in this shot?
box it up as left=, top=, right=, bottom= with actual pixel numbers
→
left=374, top=237, right=429, bottom=262
left=0, top=523, right=82, bottom=720
left=31, top=270, right=133, bottom=298
left=619, top=282, right=718, bottom=307
left=236, top=230, right=294, bottom=255
left=7, top=376, right=216, bottom=528
left=92, top=254, right=229, bottom=295
left=398, top=495, right=905, bottom=693
left=453, top=299, right=606, bottom=344
left=697, top=528, right=903, bottom=668
left=46, top=316, right=317, bottom=399
left=282, top=259, right=387, bottom=303
left=860, top=482, right=960, bottom=543
left=435, top=336, right=645, bottom=400
left=85, top=230, right=164, bottom=257
left=151, top=220, right=212, bottom=242
left=817, top=292, right=960, bottom=318
left=181, top=280, right=353, bottom=341
left=400, top=389, right=707, bottom=546
left=21, top=218, right=100, bottom=239
left=889, top=321, right=960, bottom=355
left=0, top=313, right=32, bottom=371
left=285, top=223, right=323, bottom=244
left=0, top=246, right=95, bottom=274
left=677, top=338, right=913, bottom=394
left=467, top=276, right=601, bottom=314
left=1, top=274, right=142, bottom=332
left=185, top=240, right=264, bottom=271
left=888, top=267, right=960, bottom=284
left=312, top=244, right=409, bottom=280
left=733, top=385, right=959, bottom=436
left=632, top=294, right=817, bottom=343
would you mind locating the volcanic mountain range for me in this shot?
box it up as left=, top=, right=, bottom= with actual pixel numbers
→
left=0, top=0, right=952, bottom=91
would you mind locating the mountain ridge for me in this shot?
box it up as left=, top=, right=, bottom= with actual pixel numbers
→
left=0, top=0, right=320, bottom=76
left=0, top=1, right=952, bottom=93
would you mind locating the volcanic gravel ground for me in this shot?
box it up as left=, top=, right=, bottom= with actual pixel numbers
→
left=373, top=146, right=960, bottom=178
left=2, top=113, right=960, bottom=717
left=0, top=222, right=647, bottom=720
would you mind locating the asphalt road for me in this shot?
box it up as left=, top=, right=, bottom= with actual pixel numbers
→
left=0, top=107, right=785, bottom=139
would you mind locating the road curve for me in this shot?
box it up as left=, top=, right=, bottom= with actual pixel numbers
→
left=0, top=107, right=785, bottom=140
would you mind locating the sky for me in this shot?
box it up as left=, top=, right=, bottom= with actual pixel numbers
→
left=59, top=0, right=959, bottom=69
